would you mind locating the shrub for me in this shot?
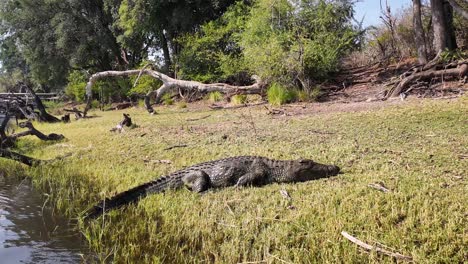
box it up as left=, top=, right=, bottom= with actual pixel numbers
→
left=231, top=94, right=247, bottom=105
left=208, top=91, right=223, bottom=102
left=267, top=83, right=296, bottom=106
left=162, top=93, right=174, bottom=105
left=65, top=71, right=87, bottom=102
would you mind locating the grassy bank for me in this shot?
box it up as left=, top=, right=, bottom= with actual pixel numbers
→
left=1, top=98, right=467, bottom=263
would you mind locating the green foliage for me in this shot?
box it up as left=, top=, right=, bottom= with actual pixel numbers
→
left=128, top=62, right=163, bottom=95
left=231, top=94, right=247, bottom=105
left=161, top=93, right=174, bottom=105
left=241, top=0, right=358, bottom=85
left=176, top=0, right=359, bottom=89
left=65, top=71, right=87, bottom=102
left=0, top=0, right=128, bottom=90
left=267, top=83, right=296, bottom=106
left=207, top=91, right=223, bottom=102
left=439, top=49, right=468, bottom=63
left=176, top=1, right=250, bottom=82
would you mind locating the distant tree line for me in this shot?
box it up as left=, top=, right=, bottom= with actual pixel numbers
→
left=0, top=0, right=360, bottom=99
left=0, top=0, right=466, bottom=103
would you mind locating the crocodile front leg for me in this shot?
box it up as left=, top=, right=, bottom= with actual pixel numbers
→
left=182, top=170, right=211, bottom=193
left=235, top=159, right=269, bottom=187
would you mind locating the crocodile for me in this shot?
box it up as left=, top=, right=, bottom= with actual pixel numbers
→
left=87, top=156, right=340, bottom=218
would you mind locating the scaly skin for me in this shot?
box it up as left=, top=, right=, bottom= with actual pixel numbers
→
left=86, top=156, right=340, bottom=218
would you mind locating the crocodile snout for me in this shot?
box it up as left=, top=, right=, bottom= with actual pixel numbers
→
left=327, top=165, right=340, bottom=175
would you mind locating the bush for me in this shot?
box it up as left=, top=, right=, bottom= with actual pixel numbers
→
left=208, top=91, right=223, bottom=102
left=65, top=71, right=87, bottom=102
left=267, top=83, right=296, bottom=106
left=231, top=94, right=247, bottom=105
left=162, top=93, right=174, bottom=105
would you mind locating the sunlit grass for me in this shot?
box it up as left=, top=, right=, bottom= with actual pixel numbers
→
left=1, top=97, right=467, bottom=263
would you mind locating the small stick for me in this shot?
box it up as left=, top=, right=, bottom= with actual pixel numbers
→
left=341, top=231, right=412, bottom=261
left=144, top=159, right=172, bottom=164
left=368, top=182, right=391, bottom=193
left=279, top=189, right=291, bottom=199
left=163, top=144, right=188, bottom=151
left=186, top=115, right=211, bottom=122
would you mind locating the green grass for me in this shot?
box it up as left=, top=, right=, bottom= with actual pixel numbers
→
left=0, top=98, right=467, bottom=263
left=267, top=83, right=296, bottom=106
left=207, top=91, right=223, bottom=102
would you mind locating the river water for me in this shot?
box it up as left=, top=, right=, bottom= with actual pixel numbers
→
left=0, top=174, right=88, bottom=263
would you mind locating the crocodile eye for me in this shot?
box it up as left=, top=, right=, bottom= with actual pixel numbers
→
left=299, top=159, right=313, bottom=164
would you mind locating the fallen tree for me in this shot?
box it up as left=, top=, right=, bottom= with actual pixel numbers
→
left=83, top=65, right=265, bottom=116
left=386, top=60, right=468, bottom=98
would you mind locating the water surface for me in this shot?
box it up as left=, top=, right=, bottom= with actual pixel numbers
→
left=0, top=174, right=87, bottom=263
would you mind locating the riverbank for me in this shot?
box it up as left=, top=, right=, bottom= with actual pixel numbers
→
left=1, top=97, right=467, bottom=262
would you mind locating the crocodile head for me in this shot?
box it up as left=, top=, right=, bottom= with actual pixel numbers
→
left=285, top=159, right=340, bottom=182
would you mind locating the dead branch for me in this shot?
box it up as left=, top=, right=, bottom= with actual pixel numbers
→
left=110, top=113, right=132, bottom=133
left=186, top=115, right=211, bottom=122
left=83, top=65, right=265, bottom=116
left=368, top=182, right=391, bottom=193
left=388, top=61, right=468, bottom=97
left=279, top=189, right=291, bottom=199
left=143, top=159, right=172, bottom=164
left=105, top=102, right=133, bottom=111
left=0, top=148, right=42, bottom=166
left=265, top=106, right=286, bottom=116
left=163, top=144, right=188, bottom=151
left=9, top=121, right=65, bottom=141
left=21, top=83, right=60, bottom=123
left=64, top=107, right=84, bottom=120
left=341, top=231, right=413, bottom=261
left=209, top=102, right=267, bottom=110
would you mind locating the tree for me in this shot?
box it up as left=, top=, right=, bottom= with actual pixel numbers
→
left=114, top=0, right=238, bottom=74
left=412, top=0, right=428, bottom=64
left=430, top=0, right=457, bottom=53
left=0, top=0, right=129, bottom=90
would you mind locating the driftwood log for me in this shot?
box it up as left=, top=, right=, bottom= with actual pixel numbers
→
left=387, top=60, right=468, bottom=98
left=83, top=65, right=265, bottom=116
left=0, top=148, right=42, bottom=166
left=9, top=121, right=65, bottom=141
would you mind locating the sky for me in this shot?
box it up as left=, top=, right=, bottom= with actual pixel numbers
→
left=354, top=0, right=412, bottom=27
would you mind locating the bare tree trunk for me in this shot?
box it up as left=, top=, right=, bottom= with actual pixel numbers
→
left=160, top=30, right=172, bottom=74
left=413, top=0, right=428, bottom=64
left=83, top=66, right=265, bottom=116
left=444, top=1, right=458, bottom=50
left=431, top=0, right=457, bottom=53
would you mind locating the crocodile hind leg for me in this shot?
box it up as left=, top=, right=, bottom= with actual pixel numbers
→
left=235, top=159, right=268, bottom=187
left=182, top=170, right=211, bottom=193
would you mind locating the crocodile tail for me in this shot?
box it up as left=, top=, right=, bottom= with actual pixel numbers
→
left=85, top=175, right=180, bottom=219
